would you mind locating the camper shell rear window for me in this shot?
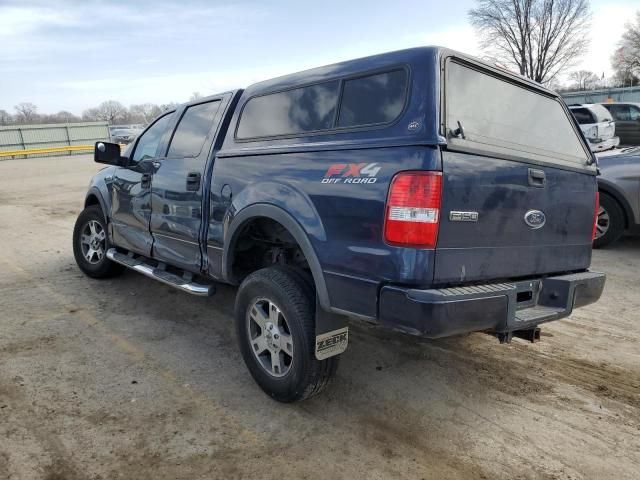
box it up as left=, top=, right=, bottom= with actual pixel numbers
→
left=235, top=68, right=409, bottom=140
left=444, top=59, right=591, bottom=170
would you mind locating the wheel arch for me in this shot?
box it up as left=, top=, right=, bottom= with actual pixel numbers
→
left=84, top=187, right=109, bottom=221
left=597, top=180, right=633, bottom=229
left=222, top=203, right=331, bottom=311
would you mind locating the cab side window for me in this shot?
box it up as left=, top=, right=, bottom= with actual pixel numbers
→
left=629, top=105, right=640, bottom=121
left=132, top=113, right=174, bottom=163
left=167, top=101, right=221, bottom=158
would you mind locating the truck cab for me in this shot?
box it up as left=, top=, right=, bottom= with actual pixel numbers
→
left=74, top=47, right=605, bottom=402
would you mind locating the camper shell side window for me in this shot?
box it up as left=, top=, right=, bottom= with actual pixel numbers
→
left=235, top=67, right=410, bottom=141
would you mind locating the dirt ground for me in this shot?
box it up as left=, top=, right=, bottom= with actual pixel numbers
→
left=0, top=154, right=639, bottom=480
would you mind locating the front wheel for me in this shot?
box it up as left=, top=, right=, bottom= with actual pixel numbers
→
left=234, top=267, right=339, bottom=402
left=73, top=205, right=124, bottom=278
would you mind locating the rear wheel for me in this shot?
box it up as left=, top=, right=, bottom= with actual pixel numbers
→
left=73, top=205, right=124, bottom=278
left=593, top=192, right=625, bottom=248
left=234, top=267, right=339, bottom=402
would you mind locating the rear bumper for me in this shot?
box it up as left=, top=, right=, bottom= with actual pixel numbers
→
left=378, top=271, right=605, bottom=338
left=589, top=136, right=620, bottom=152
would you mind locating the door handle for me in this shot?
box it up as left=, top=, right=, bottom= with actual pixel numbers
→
left=141, top=173, right=151, bottom=189
left=186, top=172, right=201, bottom=191
left=528, top=168, right=546, bottom=188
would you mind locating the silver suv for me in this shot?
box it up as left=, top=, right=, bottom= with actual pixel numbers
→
left=569, top=104, right=619, bottom=152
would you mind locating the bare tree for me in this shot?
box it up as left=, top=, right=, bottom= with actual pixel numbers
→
left=568, top=70, right=598, bottom=90
left=81, top=107, right=101, bottom=122
left=544, top=77, right=564, bottom=92
left=39, top=111, right=80, bottom=124
left=82, top=100, right=127, bottom=125
left=612, top=11, right=640, bottom=85
left=0, top=109, right=12, bottom=125
left=469, top=0, right=591, bottom=83
left=54, top=111, right=80, bottom=123
left=14, top=102, right=39, bottom=123
left=129, top=103, right=162, bottom=124
left=611, top=67, right=639, bottom=88
left=189, top=92, right=203, bottom=101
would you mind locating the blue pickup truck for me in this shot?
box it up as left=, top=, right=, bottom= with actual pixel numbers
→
left=73, top=47, right=606, bottom=402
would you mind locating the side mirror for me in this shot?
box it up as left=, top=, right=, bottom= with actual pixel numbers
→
left=95, top=142, right=127, bottom=166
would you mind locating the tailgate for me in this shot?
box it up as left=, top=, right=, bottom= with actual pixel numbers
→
left=434, top=151, right=596, bottom=284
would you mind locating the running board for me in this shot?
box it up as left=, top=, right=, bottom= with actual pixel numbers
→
left=106, top=248, right=215, bottom=296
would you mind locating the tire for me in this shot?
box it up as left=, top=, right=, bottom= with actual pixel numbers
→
left=593, top=192, right=625, bottom=248
left=234, top=266, right=339, bottom=402
left=73, top=205, right=124, bottom=278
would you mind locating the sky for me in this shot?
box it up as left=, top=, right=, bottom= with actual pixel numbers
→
left=0, top=0, right=637, bottom=115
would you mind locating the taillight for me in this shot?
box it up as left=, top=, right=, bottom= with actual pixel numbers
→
left=384, top=171, right=442, bottom=248
left=592, top=191, right=599, bottom=240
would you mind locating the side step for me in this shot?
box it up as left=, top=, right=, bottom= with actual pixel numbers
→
left=106, top=248, right=215, bottom=296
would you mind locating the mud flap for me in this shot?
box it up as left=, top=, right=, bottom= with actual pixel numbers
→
left=315, top=299, right=349, bottom=360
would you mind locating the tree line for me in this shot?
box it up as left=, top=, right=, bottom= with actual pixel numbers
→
left=0, top=100, right=179, bottom=127
left=0, top=92, right=207, bottom=127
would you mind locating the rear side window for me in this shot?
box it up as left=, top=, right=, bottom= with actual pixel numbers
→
left=167, top=101, right=221, bottom=157
left=606, top=104, right=640, bottom=121
left=236, top=69, right=408, bottom=139
left=446, top=61, right=590, bottom=168
left=571, top=108, right=595, bottom=125
left=236, top=81, right=340, bottom=139
left=337, top=70, right=407, bottom=127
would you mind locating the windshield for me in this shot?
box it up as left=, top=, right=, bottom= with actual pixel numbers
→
left=445, top=60, right=591, bottom=170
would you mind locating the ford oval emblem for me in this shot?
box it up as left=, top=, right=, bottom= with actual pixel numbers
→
left=524, top=210, right=546, bottom=229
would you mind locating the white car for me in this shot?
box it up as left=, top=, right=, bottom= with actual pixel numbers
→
left=569, top=104, right=620, bottom=152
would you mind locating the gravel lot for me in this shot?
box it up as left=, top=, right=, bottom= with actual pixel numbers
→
left=1, top=155, right=639, bottom=480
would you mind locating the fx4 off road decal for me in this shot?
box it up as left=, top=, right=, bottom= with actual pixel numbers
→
left=315, top=327, right=349, bottom=360
left=322, top=163, right=381, bottom=184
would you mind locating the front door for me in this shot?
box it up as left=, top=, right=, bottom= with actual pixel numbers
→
left=150, top=96, right=227, bottom=272
left=110, top=112, right=175, bottom=256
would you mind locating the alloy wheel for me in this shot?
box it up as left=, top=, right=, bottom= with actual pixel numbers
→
left=595, top=205, right=610, bottom=240
left=80, top=220, right=106, bottom=264
left=246, top=298, right=294, bottom=377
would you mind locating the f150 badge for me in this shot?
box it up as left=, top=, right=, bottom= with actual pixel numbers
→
left=322, top=163, right=381, bottom=184
left=449, top=211, right=479, bottom=222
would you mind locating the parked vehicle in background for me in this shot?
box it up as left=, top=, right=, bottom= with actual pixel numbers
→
left=594, top=147, right=640, bottom=247
left=600, top=103, right=640, bottom=146
left=569, top=104, right=619, bottom=152
left=109, top=125, right=144, bottom=144
left=109, top=128, right=135, bottom=144
left=72, top=47, right=605, bottom=402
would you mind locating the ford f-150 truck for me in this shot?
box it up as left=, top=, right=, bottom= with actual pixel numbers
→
left=73, top=47, right=606, bottom=402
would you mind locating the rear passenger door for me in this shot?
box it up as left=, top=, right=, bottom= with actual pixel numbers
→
left=150, top=96, right=228, bottom=272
